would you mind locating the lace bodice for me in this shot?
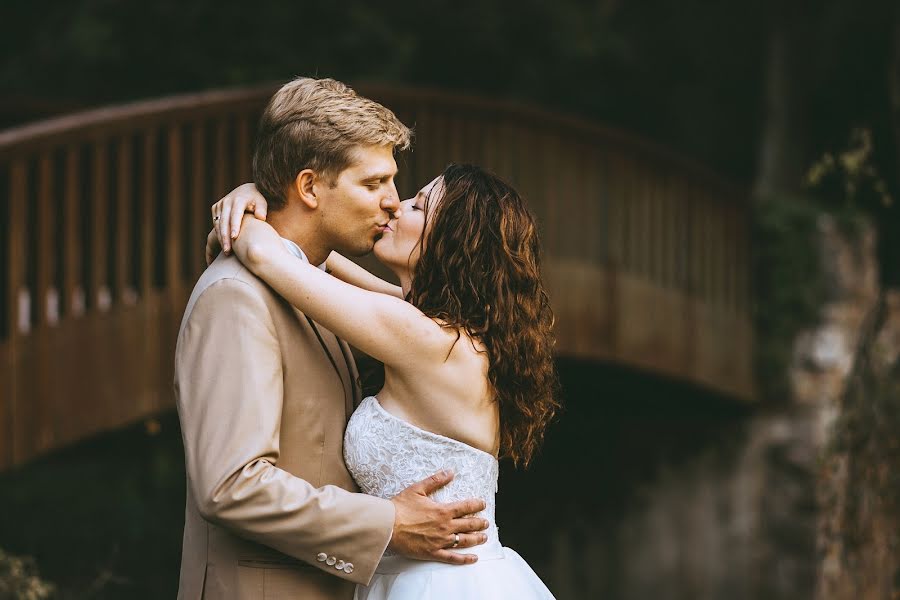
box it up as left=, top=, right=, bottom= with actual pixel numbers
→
left=344, top=397, right=500, bottom=553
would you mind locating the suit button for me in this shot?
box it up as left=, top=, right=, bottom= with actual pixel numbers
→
left=335, top=560, right=345, bottom=570
left=326, top=556, right=337, bottom=566
left=316, top=553, right=327, bottom=562
left=343, top=563, right=354, bottom=574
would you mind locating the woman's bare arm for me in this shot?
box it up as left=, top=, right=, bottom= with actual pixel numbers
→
left=325, top=252, right=404, bottom=298
left=233, top=217, right=454, bottom=368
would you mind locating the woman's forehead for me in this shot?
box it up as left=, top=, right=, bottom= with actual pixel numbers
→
left=420, top=175, right=442, bottom=196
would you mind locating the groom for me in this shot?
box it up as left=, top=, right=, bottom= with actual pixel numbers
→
left=175, top=78, right=488, bottom=600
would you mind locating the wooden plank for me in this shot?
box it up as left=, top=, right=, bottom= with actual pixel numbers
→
left=606, top=153, right=624, bottom=269
left=138, top=130, right=159, bottom=415
left=166, top=124, right=184, bottom=296
left=88, top=141, right=118, bottom=432
left=431, top=109, right=449, bottom=177
left=736, top=204, right=750, bottom=312
left=7, top=159, right=27, bottom=464
left=592, top=147, right=610, bottom=266
left=706, top=191, right=719, bottom=304
left=622, top=154, right=637, bottom=274
left=481, top=117, right=499, bottom=180
left=572, top=142, right=589, bottom=259
left=91, top=140, right=111, bottom=312
left=541, top=130, right=559, bottom=258
left=724, top=203, right=735, bottom=309
left=190, top=121, right=208, bottom=277
left=63, top=147, right=84, bottom=318
left=54, top=147, right=85, bottom=449
left=492, top=117, right=509, bottom=182
left=235, top=114, right=251, bottom=184
left=88, top=138, right=115, bottom=436
left=630, top=158, right=646, bottom=277
left=522, top=126, right=545, bottom=243
left=115, top=136, right=135, bottom=304
left=555, top=139, right=575, bottom=259
left=212, top=118, right=228, bottom=199
left=140, top=131, right=157, bottom=294
left=0, top=339, right=10, bottom=469
left=672, top=175, right=690, bottom=293
left=445, top=110, right=464, bottom=168
left=411, top=106, right=430, bottom=190
left=637, top=160, right=651, bottom=278
left=582, top=146, right=599, bottom=266
left=35, top=153, right=55, bottom=329
left=33, top=153, right=57, bottom=455
left=656, top=169, right=669, bottom=287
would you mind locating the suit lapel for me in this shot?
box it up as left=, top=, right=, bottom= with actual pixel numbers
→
left=304, top=315, right=356, bottom=421
left=336, top=338, right=362, bottom=409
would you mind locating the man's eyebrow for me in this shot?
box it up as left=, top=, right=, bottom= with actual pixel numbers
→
left=360, top=173, right=395, bottom=182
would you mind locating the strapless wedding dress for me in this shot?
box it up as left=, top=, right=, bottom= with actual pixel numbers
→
left=344, top=396, right=555, bottom=599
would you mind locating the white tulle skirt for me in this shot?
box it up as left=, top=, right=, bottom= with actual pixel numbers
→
left=354, top=542, right=555, bottom=600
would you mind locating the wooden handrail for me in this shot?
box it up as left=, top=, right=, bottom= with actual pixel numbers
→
left=0, top=82, right=753, bottom=469
left=0, top=82, right=746, bottom=200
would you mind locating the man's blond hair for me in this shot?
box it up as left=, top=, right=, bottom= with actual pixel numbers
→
left=253, top=77, right=412, bottom=210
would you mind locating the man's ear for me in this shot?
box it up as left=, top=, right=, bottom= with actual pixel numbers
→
left=292, top=169, right=318, bottom=209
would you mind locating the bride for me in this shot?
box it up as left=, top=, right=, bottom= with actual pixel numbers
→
left=209, top=164, right=558, bottom=599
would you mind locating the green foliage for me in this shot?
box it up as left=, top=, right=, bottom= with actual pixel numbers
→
left=752, top=194, right=826, bottom=401
left=805, top=129, right=894, bottom=214
left=0, top=0, right=769, bottom=180
left=804, top=127, right=899, bottom=285
left=0, top=549, right=55, bottom=600
left=0, top=415, right=186, bottom=599
left=754, top=125, right=898, bottom=401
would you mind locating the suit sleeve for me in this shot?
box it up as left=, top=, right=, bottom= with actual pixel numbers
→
left=175, top=277, right=395, bottom=585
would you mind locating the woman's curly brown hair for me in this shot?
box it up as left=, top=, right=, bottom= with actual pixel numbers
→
left=407, top=164, right=559, bottom=468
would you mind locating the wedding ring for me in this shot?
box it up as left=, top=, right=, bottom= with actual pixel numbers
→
left=451, top=533, right=460, bottom=549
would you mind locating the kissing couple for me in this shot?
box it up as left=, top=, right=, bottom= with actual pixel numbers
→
left=175, top=77, right=558, bottom=599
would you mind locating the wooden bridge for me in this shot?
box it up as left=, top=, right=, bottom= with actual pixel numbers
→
left=0, top=84, right=753, bottom=470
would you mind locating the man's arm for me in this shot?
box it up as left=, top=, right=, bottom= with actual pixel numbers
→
left=176, top=277, right=395, bottom=584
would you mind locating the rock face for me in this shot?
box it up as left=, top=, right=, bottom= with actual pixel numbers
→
left=540, top=215, right=899, bottom=600
left=499, top=214, right=897, bottom=600
left=790, top=217, right=880, bottom=445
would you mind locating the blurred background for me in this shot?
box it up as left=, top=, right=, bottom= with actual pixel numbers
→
left=1, top=1, right=898, bottom=598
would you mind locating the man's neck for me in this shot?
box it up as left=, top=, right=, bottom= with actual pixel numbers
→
left=266, top=208, right=330, bottom=266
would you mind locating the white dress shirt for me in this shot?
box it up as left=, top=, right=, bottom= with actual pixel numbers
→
left=281, top=238, right=327, bottom=271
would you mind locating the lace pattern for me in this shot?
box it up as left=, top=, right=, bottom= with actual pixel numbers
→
left=344, top=397, right=500, bottom=555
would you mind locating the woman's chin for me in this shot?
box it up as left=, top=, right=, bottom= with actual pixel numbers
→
left=372, top=240, right=390, bottom=264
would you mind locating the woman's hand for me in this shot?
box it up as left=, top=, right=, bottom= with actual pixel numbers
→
left=230, top=216, right=288, bottom=274
left=210, top=183, right=269, bottom=255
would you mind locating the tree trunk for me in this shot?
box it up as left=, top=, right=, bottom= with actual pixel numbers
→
left=753, top=4, right=812, bottom=199
left=890, top=4, right=900, bottom=185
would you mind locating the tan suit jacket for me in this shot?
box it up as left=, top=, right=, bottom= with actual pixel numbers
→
left=174, top=254, right=394, bottom=600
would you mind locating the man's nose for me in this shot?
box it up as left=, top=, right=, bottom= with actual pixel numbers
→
left=382, top=184, right=401, bottom=215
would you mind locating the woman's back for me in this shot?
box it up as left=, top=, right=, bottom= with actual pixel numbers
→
left=377, top=327, right=500, bottom=457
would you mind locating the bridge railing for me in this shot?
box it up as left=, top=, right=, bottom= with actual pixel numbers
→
left=0, top=84, right=752, bottom=469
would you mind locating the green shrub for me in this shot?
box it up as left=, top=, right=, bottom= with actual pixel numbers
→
left=0, top=548, right=55, bottom=600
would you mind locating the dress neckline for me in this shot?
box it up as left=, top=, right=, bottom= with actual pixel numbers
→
left=365, top=396, right=500, bottom=463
